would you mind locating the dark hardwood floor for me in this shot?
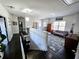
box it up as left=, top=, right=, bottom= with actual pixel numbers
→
left=27, top=47, right=75, bottom=59
left=3, top=34, right=22, bottom=59
left=3, top=34, right=75, bottom=59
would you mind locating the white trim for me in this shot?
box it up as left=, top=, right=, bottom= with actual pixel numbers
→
left=20, top=37, right=25, bottom=59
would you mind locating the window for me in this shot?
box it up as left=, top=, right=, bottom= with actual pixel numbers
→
left=25, top=17, right=29, bottom=22
left=43, top=22, right=47, bottom=27
left=25, top=17, right=30, bottom=27
left=38, top=20, right=41, bottom=28
left=53, top=21, right=66, bottom=31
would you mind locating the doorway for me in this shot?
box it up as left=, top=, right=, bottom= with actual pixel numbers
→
left=0, top=16, right=8, bottom=45
left=19, top=21, right=23, bottom=32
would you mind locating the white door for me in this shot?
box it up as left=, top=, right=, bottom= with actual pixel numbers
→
left=0, top=18, right=8, bottom=45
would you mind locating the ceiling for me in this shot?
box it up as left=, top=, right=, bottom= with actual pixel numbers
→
left=0, top=0, right=79, bottom=19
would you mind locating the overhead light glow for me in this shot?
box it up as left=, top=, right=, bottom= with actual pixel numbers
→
left=25, top=17, right=29, bottom=22
left=64, top=0, right=72, bottom=4
left=63, top=0, right=79, bottom=5
left=22, top=8, right=32, bottom=13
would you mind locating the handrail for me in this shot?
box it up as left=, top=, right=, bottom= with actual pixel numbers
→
left=20, top=36, right=25, bottom=59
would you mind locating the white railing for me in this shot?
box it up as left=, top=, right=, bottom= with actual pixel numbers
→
left=75, top=43, right=79, bottom=59
left=20, top=37, right=25, bottom=59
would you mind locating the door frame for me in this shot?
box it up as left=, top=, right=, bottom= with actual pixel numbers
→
left=0, top=16, right=9, bottom=43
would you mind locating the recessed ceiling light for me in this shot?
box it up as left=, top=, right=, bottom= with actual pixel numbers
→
left=22, top=8, right=32, bottom=13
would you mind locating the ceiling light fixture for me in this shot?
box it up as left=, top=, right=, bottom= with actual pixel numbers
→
left=63, top=0, right=79, bottom=5
left=25, top=17, right=29, bottom=22
left=22, top=8, right=32, bottom=13
left=63, top=0, right=72, bottom=5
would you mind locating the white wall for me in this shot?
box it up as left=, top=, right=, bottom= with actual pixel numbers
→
left=63, top=13, right=79, bottom=34
left=74, top=14, right=79, bottom=34
left=0, top=3, right=13, bottom=41
left=18, top=16, right=35, bottom=29
left=12, top=15, right=19, bottom=34
left=30, top=28, right=48, bottom=51
left=25, top=17, right=35, bottom=28
left=42, top=13, right=79, bottom=34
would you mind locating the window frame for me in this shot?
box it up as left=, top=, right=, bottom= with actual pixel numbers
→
left=53, top=21, right=66, bottom=31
